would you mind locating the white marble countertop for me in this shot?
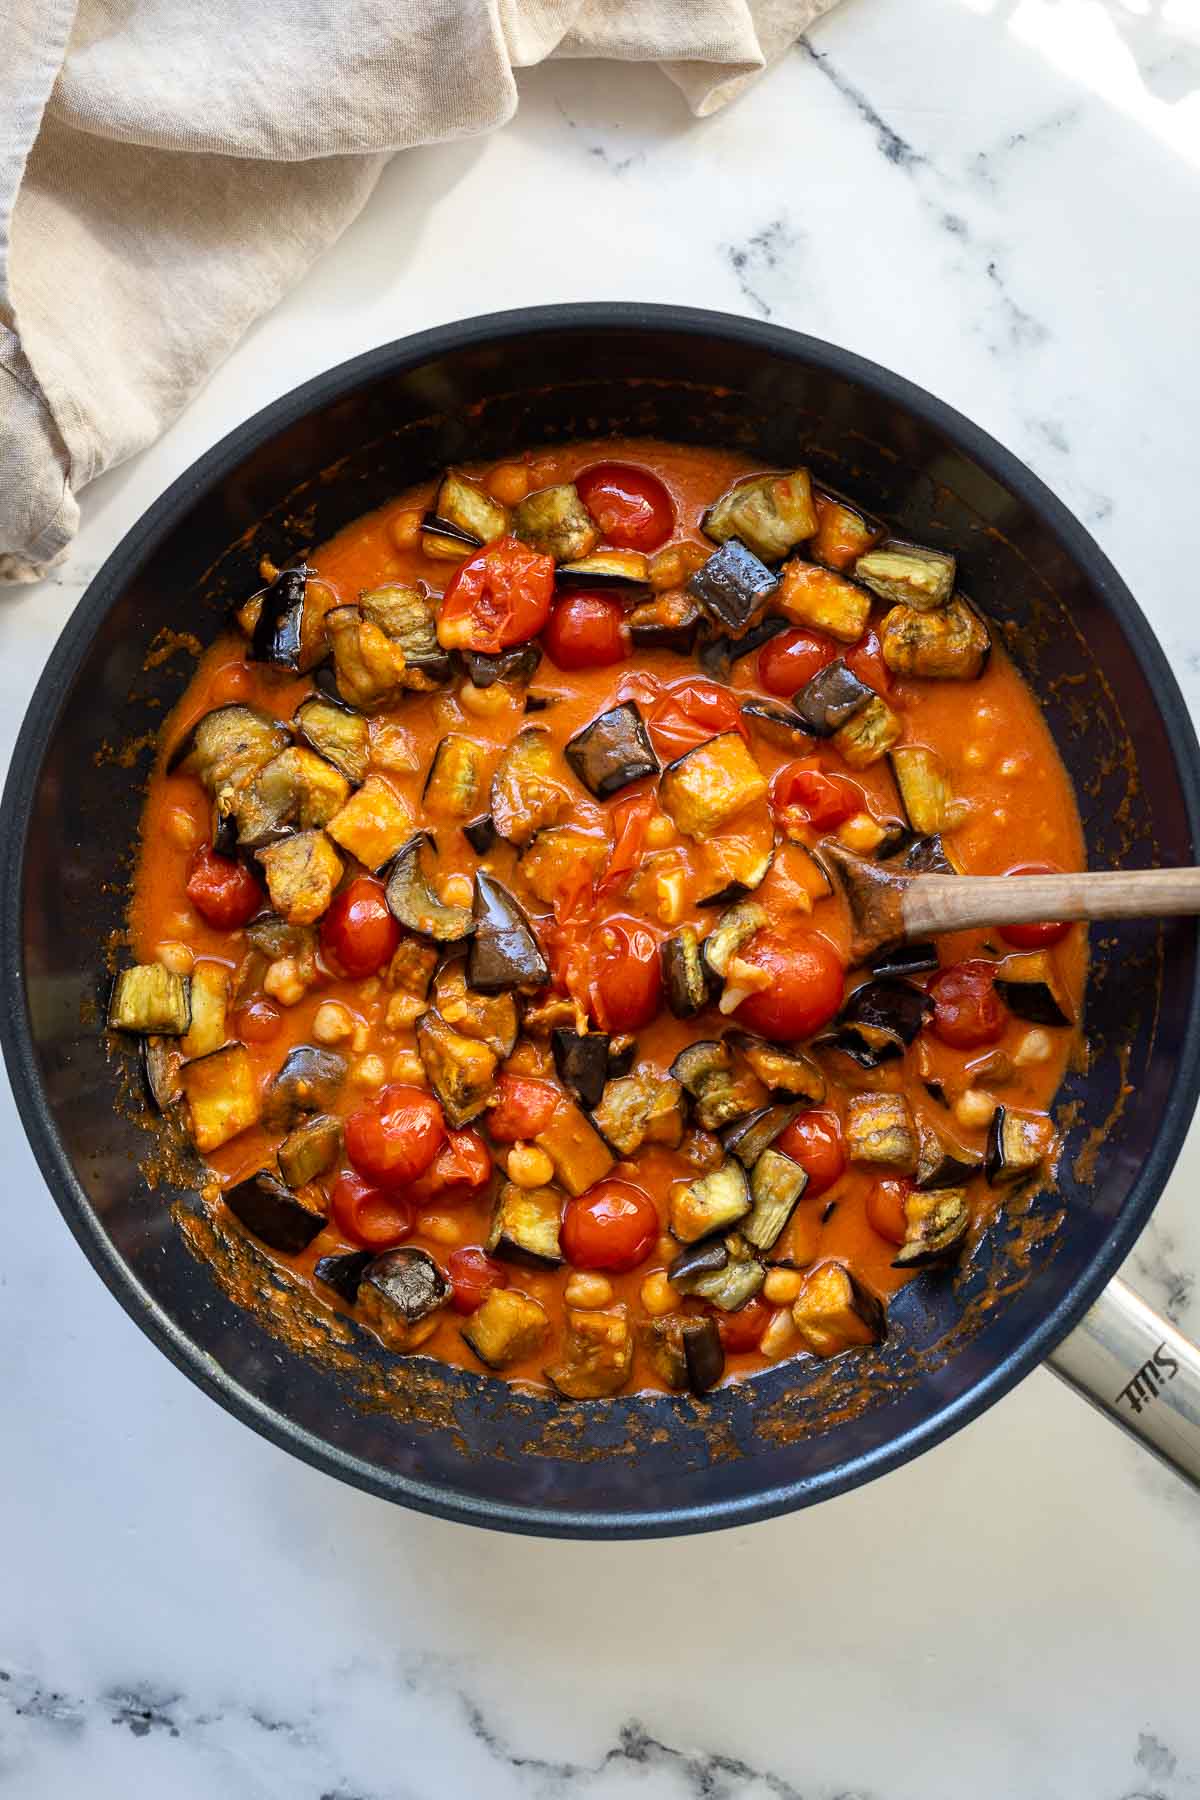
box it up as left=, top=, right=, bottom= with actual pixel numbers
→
left=5, top=1, right=1200, bottom=1794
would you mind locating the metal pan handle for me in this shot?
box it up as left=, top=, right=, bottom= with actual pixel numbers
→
left=1047, top=1276, right=1200, bottom=1488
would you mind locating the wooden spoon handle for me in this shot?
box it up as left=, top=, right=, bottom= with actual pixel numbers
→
left=902, top=867, right=1200, bottom=940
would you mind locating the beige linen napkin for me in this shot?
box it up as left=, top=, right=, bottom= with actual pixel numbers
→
left=0, top=0, right=839, bottom=583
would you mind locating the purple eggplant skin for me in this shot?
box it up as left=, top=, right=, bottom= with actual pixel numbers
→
left=314, top=1249, right=374, bottom=1303
left=551, top=1028, right=611, bottom=1111
left=461, top=644, right=542, bottom=688
left=469, top=872, right=549, bottom=992
left=565, top=703, right=659, bottom=799
left=682, top=1317, right=725, bottom=1395
left=687, top=540, right=779, bottom=635
left=224, top=1171, right=326, bottom=1255
left=698, top=613, right=789, bottom=681
left=870, top=941, right=940, bottom=980
left=462, top=814, right=498, bottom=855
left=668, top=1239, right=729, bottom=1285
left=247, top=566, right=311, bottom=670
left=792, top=658, right=874, bottom=735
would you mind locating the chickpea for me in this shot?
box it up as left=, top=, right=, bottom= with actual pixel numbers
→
left=165, top=807, right=202, bottom=851
left=312, top=1000, right=354, bottom=1043
left=264, top=957, right=306, bottom=1007
left=506, top=1143, right=554, bottom=1188
left=352, top=1054, right=387, bottom=1089
left=837, top=812, right=887, bottom=855
left=459, top=679, right=516, bottom=719
left=420, top=1212, right=465, bottom=1247
left=485, top=463, right=530, bottom=506
left=359, top=977, right=382, bottom=1002
left=391, top=507, right=423, bottom=551
left=155, top=939, right=194, bottom=977
left=648, top=547, right=684, bottom=591
left=644, top=813, right=675, bottom=851
left=1014, top=1028, right=1053, bottom=1067
left=439, top=873, right=473, bottom=908
left=386, top=992, right=427, bottom=1030
left=656, top=1234, right=678, bottom=1263
left=640, top=1271, right=676, bottom=1317
left=565, top=1272, right=615, bottom=1310
left=763, top=1267, right=803, bottom=1305
left=351, top=1023, right=371, bottom=1054
left=391, top=1050, right=425, bottom=1083
left=954, top=1087, right=996, bottom=1131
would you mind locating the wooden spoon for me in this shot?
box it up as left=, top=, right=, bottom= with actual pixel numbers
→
left=817, top=842, right=1200, bottom=965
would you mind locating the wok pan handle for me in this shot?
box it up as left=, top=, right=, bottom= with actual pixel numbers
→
left=1047, top=1276, right=1200, bottom=1490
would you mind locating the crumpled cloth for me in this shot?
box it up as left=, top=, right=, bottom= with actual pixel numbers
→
left=0, top=0, right=841, bottom=583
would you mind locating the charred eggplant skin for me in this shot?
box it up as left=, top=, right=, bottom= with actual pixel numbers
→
left=551, top=1029, right=611, bottom=1111
left=385, top=832, right=474, bottom=943
left=470, top=872, right=549, bottom=992
left=564, top=703, right=659, bottom=800
left=662, top=927, right=713, bottom=1018
left=793, top=659, right=874, bottom=735
left=224, top=1170, right=326, bottom=1254
left=687, top=539, right=780, bottom=635
left=313, top=1249, right=374, bottom=1303
left=247, top=566, right=312, bottom=670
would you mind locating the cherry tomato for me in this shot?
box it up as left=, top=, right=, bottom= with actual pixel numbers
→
left=561, top=1179, right=659, bottom=1272
left=998, top=861, right=1072, bottom=949
left=544, top=592, right=630, bottom=670
left=647, top=678, right=746, bottom=762
left=345, top=1084, right=445, bottom=1188
left=576, top=463, right=674, bottom=552
left=776, top=1109, right=846, bottom=1198
left=734, top=931, right=845, bottom=1043
left=447, top=1245, right=509, bottom=1315
left=436, top=536, right=555, bottom=654
left=588, top=917, right=663, bottom=1033
left=845, top=629, right=892, bottom=695
left=185, top=846, right=263, bottom=931
left=757, top=627, right=837, bottom=698
left=596, top=790, right=656, bottom=902
left=409, top=1128, right=492, bottom=1205
left=233, top=998, right=282, bottom=1044
left=320, top=876, right=400, bottom=978
left=718, top=1298, right=772, bottom=1352
left=866, top=1177, right=911, bottom=1246
left=770, top=758, right=865, bottom=831
left=331, top=1172, right=414, bottom=1249
left=486, top=1074, right=561, bottom=1143
left=929, top=960, right=1007, bottom=1048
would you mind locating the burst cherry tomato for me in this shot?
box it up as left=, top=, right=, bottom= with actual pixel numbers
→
left=185, top=846, right=263, bottom=931
left=320, top=876, right=400, bottom=978
left=647, top=679, right=745, bottom=762
left=929, top=960, right=1006, bottom=1048
left=543, top=592, right=630, bottom=670
left=331, top=1172, right=414, bottom=1249
left=733, top=931, right=845, bottom=1043
left=998, top=861, right=1072, bottom=949
left=776, top=1109, right=846, bottom=1198
left=447, top=1246, right=509, bottom=1315
left=486, top=1074, right=561, bottom=1143
left=770, top=759, right=865, bottom=831
left=576, top=463, right=674, bottom=552
left=345, top=1084, right=445, bottom=1188
left=436, top=536, right=555, bottom=654
left=595, top=790, right=656, bottom=903
left=561, top=1179, right=659, bottom=1272
left=233, top=998, right=282, bottom=1043
left=718, top=1298, right=772, bottom=1352
left=588, top=917, right=663, bottom=1033
left=409, top=1128, right=492, bottom=1205
left=866, top=1177, right=911, bottom=1245
left=757, top=627, right=837, bottom=698
left=845, top=629, right=892, bottom=694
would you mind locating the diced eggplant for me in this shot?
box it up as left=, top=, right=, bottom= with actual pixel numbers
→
left=210, top=783, right=243, bottom=856
left=811, top=488, right=884, bottom=572
left=915, top=1121, right=983, bottom=1191
left=701, top=901, right=766, bottom=982
left=384, top=832, right=474, bottom=942
left=681, top=1129, right=728, bottom=1176
left=590, top=1073, right=685, bottom=1157
left=557, top=549, right=650, bottom=593
left=545, top=1306, right=634, bottom=1399
left=434, top=469, right=510, bottom=544
left=170, top=704, right=291, bottom=796
left=670, top=1232, right=765, bottom=1311
left=432, top=955, right=519, bottom=1059
left=293, top=693, right=370, bottom=785
left=986, top=1106, right=1053, bottom=1185
left=462, top=814, right=497, bottom=855
left=416, top=1008, right=497, bottom=1127
left=551, top=1029, right=611, bottom=1111
left=518, top=828, right=609, bottom=907
left=669, top=1157, right=751, bottom=1243
left=420, top=514, right=480, bottom=561
left=513, top=484, right=599, bottom=562
left=244, top=913, right=316, bottom=962
left=423, top=734, right=487, bottom=821
left=702, top=470, right=818, bottom=562
left=313, top=1249, right=373, bottom=1303
left=109, top=965, right=190, bottom=1036
left=278, top=1113, right=342, bottom=1188
left=492, top=726, right=570, bottom=844
left=832, top=694, right=902, bottom=769
left=262, top=1044, right=346, bottom=1131
left=777, top=560, right=871, bottom=643
left=384, top=936, right=438, bottom=1010
left=744, top=1148, right=809, bottom=1252
left=640, top=1316, right=690, bottom=1391
left=564, top=704, right=658, bottom=801
left=662, top=927, right=713, bottom=1019
left=357, top=1248, right=449, bottom=1352
left=181, top=1042, right=261, bottom=1153
left=697, top=833, right=775, bottom=908
left=257, top=830, right=343, bottom=925
left=682, top=1316, right=725, bottom=1394
left=469, top=872, right=549, bottom=993
left=237, top=747, right=351, bottom=849
left=534, top=1098, right=615, bottom=1197
left=696, top=613, right=789, bottom=682
left=607, top=1036, right=637, bottom=1080
left=846, top=1092, right=919, bottom=1171
left=325, top=774, right=413, bottom=872
left=360, top=585, right=451, bottom=688
left=524, top=692, right=556, bottom=713
left=245, top=566, right=316, bottom=671
left=462, top=1288, right=550, bottom=1369
left=792, top=1260, right=885, bottom=1358
left=793, top=659, right=874, bottom=736
left=670, top=1039, right=767, bottom=1134
left=627, top=591, right=701, bottom=652
left=993, top=951, right=1075, bottom=1027
left=740, top=697, right=813, bottom=756
left=890, top=745, right=951, bottom=835
left=181, top=960, right=230, bottom=1061
left=687, top=539, right=780, bottom=635
left=520, top=995, right=579, bottom=1039
left=224, top=1170, right=327, bottom=1254
left=659, top=733, right=767, bottom=838
left=893, top=1186, right=970, bottom=1268
left=856, top=542, right=955, bottom=611
left=325, top=606, right=409, bottom=709
left=461, top=643, right=543, bottom=688
left=870, top=941, right=939, bottom=980
left=720, top=1102, right=802, bottom=1169
left=725, top=1033, right=827, bottom=1103
left=898, top=834, right=962, bottom=877
left=666, top=1236, right=729, bottom=1285
left=142, top=1036, right=184, bottom=1112
left=820, top=979, right=933, bottom=1070
left=486, top=1182, right=563, bottom=1269
left=880, top=596, right=990, bottom=680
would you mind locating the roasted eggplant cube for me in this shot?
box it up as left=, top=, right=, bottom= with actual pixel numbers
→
left=224, top=1170, right=327, bottom=1254
left=469, top=872, right=549, bottom=993
left=670, top=1038, right=767, bottom=1133
left=743, top=1148, right=808, bottom=1252
left=986, top=1106, right=1054, bottom=1185
left=491, top=726, right=571, bottom=843
left=627, top=591, right=701, bottom=652
left=640, top=1316, right=690, bottom=1391
left=239, top=746, right=351, bottom=846
left=898, top=833, right=963, bottom=876
left=837, top=979, right=933, bottom=1053
left=278, top=1113, right=342, bottom=1187
left=313, top=1249, right=373, bottom=1303
left=659, top=734, right=767, bottom=838
left=792, top=1260, right=885, bottom=1358
left=181, top=960, right=230, bottom=1061
left=993, top=951, right=1075, bottom=1027
left=486, top=1182, right=563, bottom=1269
left=687, top=539, right=780, bottom=634
left=326, top=605, right=410, bottom=708
left=142, top=1036, right=184, bottom=1113
left=721, top=1102, right=802, bottom=1170
left=726, top=1033, right=827, bottom=1103
left=915, top=1122, right=983, bottom=1191
left=551, top=1029, right=611, bottom=1111
left=293, top=694, right=370, bottom=785
left=416, top=1008, right=497, bottom=1127
left=462, top=814, right=497, bottom=855
left=833, top=694, right=902, bottom=769
left=518, top=827, right=609, bottom=906
left=793, top=659, right=875, bottom=736
left=182, top=1043, right=261, bottom=1153
left=700, top=901, right=766, bottom=982
left=890, top=744, right=951, bottom=835
left=423, top=734, right=488, bottom=822
left=672, top=1234, right=766, bottom=1312
left=740, top=697, right=813, bottom=756
left=702, top=470, right=818, bottom=562
left=534, top=1098, right=615, bottom=1197
left=245, top=566, right=314, bottom=671
left=262, top=1044, right=347, bottom=1131
left=697, top=832, right=775, bottom=909
left=513, top=484, right=600, bottom=562
left=385, top=832, right=474, bottom=943
left=893, top=1187, right=970, bottom=1268
left=325, top=774, right=414, bottom=872
left=591, top=1074, right=685, bottom=1157
left=811, top=489, right=884, bottom=572
left=432, top=956, right=519, bottom=1059
left=846, top=1092, right=919, bottom=1172
left=462, top=1288, right=550, bottom=1369
left=171, top=703, right=290, bottom=796
left=357, top=1248, right=449, bottom=1353
left=662, top=927, right=713, bottom=1019
left=669, top=1157, right=751, bottom=1244
left=880, top=597, right=990, bottom=680
left=697, top=613, right=789, bottom=682
left=683, top=1316, right=725, bottom=1394
left=545, top=1306, right=633, bottom=1399
left=435, top=469, right=510, bottom=544
left=109, top=965, right=190, bottom=1036
left=257, top=830, right=343, bottom=925
left=360, top=584, right=449, bottom=687
left=870, top=941, right=940, bottom=981
left=856, top=543, right=955, bottom=611
left=564, top=704, right=658, bottom=801
left=462, top=643, right=543, bottom=689
left=778, top=560, right=871, bottom=643
left=557, top=549, right=650, bottom=592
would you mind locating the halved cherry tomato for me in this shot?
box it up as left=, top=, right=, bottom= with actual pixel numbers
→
left=733, top=931, right=845, bottom=1043
left=233, top=998, right=282, bottom=1044
left=561, top=1179, right=659, bottom=1272
left=436, top=536, right=555, bottom=654
left=331, top=1172, right=414, bottom=1249
left=544, top=592, right=630, bottom=670
left=998, top=861, right=1072, bottom=949
left=770, top=758, right=865, bottom=832
left=486, top=1074, right=561, bottom=1143
left=447, top=1245, right=509, bottom=1315
left=718, top=1297, right=772, bottom=1352
left=757, top=627, right=837, bottom=698
left=320, top=876, right=400, bottom=978
left=596, top=789, right=655, bottom=902
left=865, top=1177, right=911, bottom=1246
left=646, top=678, right=746, bottom=762
left=185, top=846, right=263, bottom=931
left=845, top=629, right=892, bottom=695
left=409, top=1128, right=492, bottom=1205
left=576, top=463, right=674, bottom=552
left=776, top=1109, right=846, bottom=1198
left=929, top=960, right=1006, bottom=1048
left=588, top=916, right=662, bottom=1033
left=344, top=1084, right=445, bottom=1188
